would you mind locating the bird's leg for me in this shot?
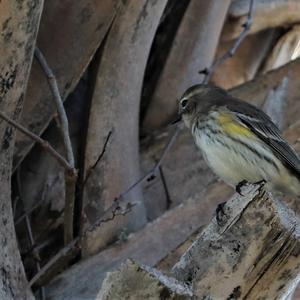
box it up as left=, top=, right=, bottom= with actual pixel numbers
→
left=254, top=179, right=266, bottom=192
left=235, top=179, right=248, bottom=195
left=254, top=179, right=266, bottom=186
left=216, top=202, right=226, bottom=223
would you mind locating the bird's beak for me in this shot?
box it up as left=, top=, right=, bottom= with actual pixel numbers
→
left=171, top=113, right=182, bottom=125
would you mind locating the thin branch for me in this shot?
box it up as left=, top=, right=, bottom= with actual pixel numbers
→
left=15, top=180, right=49, bottom=225
left=199, top=0, right=255, bottom=83
left=84, top=201, right=136, bottom=234
left=25, top=216, right=46, bottom=299
left=83, top=130, right=112, bottom=186
left=113, top=125, right=181, bottom=202
left=64, top=174, right=77, bottom=244
left=159, top=166, right=172, bottom=209
left=29, top=201, right=135, bottom=287
left=29, top=238, right=80, bottom=287
left=35, top=47, right=77, bottom=245
left=0, top=110, right=74, bottom=174
left=16, top=169, right=46, bottom=299
left=35, top=47, right=75, bottom=168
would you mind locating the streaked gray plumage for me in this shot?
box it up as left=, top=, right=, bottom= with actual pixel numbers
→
left=179, top=84, right=300, bottom=197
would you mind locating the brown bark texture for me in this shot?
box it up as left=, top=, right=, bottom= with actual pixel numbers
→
left=211, top=29, right=278, bottom=89
left=223, top=0, right=300, bottom=41
left=13, top=0, right=119, bottom=170
left=81, top=0, right=168, bottom=257
left=142, top=0, right=231, bottom=131
left=0, top=1, right=43, bottom=299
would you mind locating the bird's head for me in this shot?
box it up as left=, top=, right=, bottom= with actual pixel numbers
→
left=177, top=84, right=223, bottom=128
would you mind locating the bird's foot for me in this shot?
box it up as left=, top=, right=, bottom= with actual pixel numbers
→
left=254, top=179, right=266, bottom=186
left=216, top=202, right=226, bottom=224
left=254, top=179, right=266, bottom=192
left=235, top=180, right=248, bottom=196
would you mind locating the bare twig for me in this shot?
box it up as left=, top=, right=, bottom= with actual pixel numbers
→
left=159, top=166, right=172, bottom=209
left=0, top=111, right=74, bottom=173
left=15, top=181, right=49, bottom=225
left=29, top=200, right=135, bottom=287
left=83, top=130, right=112, bottom=186
left=199, top=0, right=255, bottom=83
left=29, top=238, right=80, bottom=287
left=113, top=125, right=181, bottom=203
left=25, top=216, right=46, bottom=299
left=35, top=47, right=77, bottom=245
left=84, top=201, right=136, bottom=234
left=63, top=174, right=77, bottom=244
left=16, top=169, right=46, bottom=299
left=35, top=47, right=75, bottom=168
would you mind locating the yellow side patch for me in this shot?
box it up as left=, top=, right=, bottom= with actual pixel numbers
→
left=218, top=112, right=255, bottom=138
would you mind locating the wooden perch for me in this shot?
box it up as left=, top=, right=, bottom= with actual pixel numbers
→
left=98, top=184, right=300, bottom=299
left=98, top=260, right=193, bottom=300
left=172, top=183, right=300, bottom=299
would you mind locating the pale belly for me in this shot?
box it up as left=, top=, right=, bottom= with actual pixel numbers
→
left=194, top=131, right=278, bottom=187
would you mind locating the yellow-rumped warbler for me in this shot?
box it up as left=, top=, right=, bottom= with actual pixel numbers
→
left=177, top=84, right=300, bottom=197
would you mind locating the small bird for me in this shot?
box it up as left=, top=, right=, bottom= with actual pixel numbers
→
left=177, top=84, right=300, bottom=197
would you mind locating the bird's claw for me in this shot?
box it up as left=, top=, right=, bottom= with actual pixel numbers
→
left=235, top=180, right=248, bottom=196
left=254, top=179, right=266, bottom=192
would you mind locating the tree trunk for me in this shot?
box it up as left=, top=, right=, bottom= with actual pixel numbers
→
left=143, top=0, right=231, bottom=131
left=0, top=1, right=43, bottom=299
left=81, top=0, right=168, bottom=257
left=13, top=0, right=119, bottom=170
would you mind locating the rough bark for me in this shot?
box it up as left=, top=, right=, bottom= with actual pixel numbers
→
left=263, top=25, right=300, bottom=72
left=46, top=182, right=232, bottom=299
left=142, top=0, right=231, bottom=131
left=211, top=29, right=278, bottom=89
left=172, top=184, right=300, bottom=299
left=223, top=0, right=300, bottom=41
left=13, top=0, right=119, bottom=169
left=231, top=58, right=300, bottom=129
left=0, top=1, right=43, bottom=299
left=81, top=0, right=168, bottom=257
left=98, top=260, right=192, bottom=300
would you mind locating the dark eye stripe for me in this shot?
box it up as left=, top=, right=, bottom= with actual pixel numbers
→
left=181, top=99, right=188, bottom=107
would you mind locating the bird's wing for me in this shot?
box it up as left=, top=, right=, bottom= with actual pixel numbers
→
left=233, top=107, right=300, bottom=177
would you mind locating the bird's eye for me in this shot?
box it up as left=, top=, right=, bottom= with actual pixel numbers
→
left=181, top=99, right=188, bottom=108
